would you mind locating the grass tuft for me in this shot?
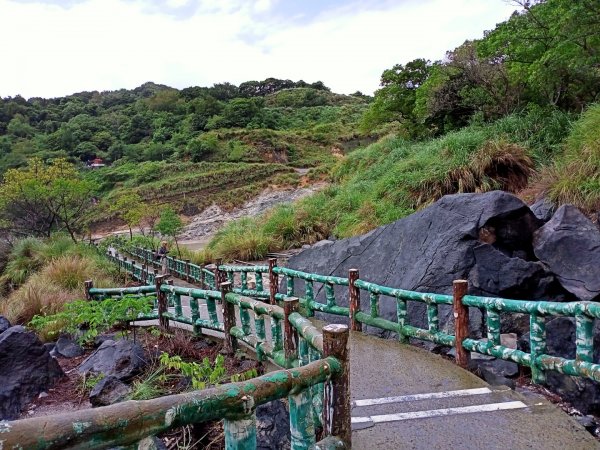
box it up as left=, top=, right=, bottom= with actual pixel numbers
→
left=541, top=103, right=600, bottom=212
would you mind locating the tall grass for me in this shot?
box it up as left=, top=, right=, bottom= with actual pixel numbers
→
left=0, top=236, right=119, bottom=324
left=541, top=103, right=600, bottom=211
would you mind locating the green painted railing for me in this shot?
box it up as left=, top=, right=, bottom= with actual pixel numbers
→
left=114, top=246, right=600, bottom=385
left=4, top=273, right=351, bottom=450
left=2, top=358, right=342, bottom=450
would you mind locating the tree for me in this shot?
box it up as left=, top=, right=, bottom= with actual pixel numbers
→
left=0, top=158, right=97, bottom=241
left=479, top=0, right=600, bottom=110
left=361, top=58, right=433, bottom=136
left=155, top=207, right=183, bottom=256
left=220, top=98, right=263, bottom=128
left=109, top=193, right=145, bottom=240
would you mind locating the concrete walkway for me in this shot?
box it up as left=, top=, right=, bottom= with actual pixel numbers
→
left=349, top=332, right=598, bottom=449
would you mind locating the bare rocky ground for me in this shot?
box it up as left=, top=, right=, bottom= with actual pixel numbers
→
left=179, top=184, right=325, bottom=242
left=93, top=185, right=325, bottom=251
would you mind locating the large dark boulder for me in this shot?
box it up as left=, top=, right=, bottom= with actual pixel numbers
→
left=468, top=244, right=554, bottom=299
left=0, top=326, right=64, bottom=419
left=530, top=197, right=555, bottom=222
left=286, top=191, right=548, bottom=333
left=0, top=316, right=10, bottom=334
left=533, top=205, right=600, bottom=301
left=78, top=339, right=147, bottom=380
left=89, top=375, right=132, bottom=407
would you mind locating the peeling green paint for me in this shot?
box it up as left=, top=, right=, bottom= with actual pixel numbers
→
left=396, top=297, right=408, bottom=344
left=72, top=422, right=92, bottom=434
left=427, top=304, right=438, bottom=332
left=530, top=314, right=547, bottom=384
left=289, top=388, right=315, bottom=450
left=576, top=314, right=594, bottom=363
left=224, top=413, right=257, bottom=450
left=486, top=309, right=501, bottom=345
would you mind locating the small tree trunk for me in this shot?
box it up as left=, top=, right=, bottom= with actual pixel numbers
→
left=174, top=236, right=181, bottom=258
left=129, top=226, right=133, bottom=240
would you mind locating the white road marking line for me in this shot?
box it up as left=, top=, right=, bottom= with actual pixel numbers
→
left=351, top=401, right=527, bottom=424
left=353, top=387, right=492, bottom=407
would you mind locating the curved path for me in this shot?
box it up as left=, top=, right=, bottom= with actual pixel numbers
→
left=348, top=332, right=597, bottom=449
left=138, top=274, right=599, bottom=449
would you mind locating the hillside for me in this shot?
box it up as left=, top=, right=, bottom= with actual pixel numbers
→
left=205, top=0, right=600, bottom=260
left=0, top=0, right=598, bottom=260
left=0, top=79, right=371, bottom=230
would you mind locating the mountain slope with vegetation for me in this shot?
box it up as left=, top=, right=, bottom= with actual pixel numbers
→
left=0, top=0, right=598, bottom=263
left=0, top=78, right=372, bottom=233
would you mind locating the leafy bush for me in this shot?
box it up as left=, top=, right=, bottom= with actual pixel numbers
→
left=29, top=296, right=153, bottom=343
left=159, top=352, right=226, bottom=390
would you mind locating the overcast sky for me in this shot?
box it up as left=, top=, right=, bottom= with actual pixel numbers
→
left=0, top=0, right=517, bottom=99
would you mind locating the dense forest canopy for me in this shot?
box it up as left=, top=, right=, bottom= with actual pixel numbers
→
left=362, top=0, right=600, bottom=136
left=0, top=77, right=363, bottom=175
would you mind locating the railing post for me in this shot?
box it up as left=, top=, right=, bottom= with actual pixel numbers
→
left=269, top=258, right=278, bottom=305
left=141, top=264, right=147, bottom=284
left=222, top=282, right=236, bottom=355
left=156, top=275, right=170, bottom=331
left=215, top=258, right=223, bottom=289
left=530, top=313, right=547, bottom=384
left=185, top=259, right=191, bottom=283
left=284, top=298, right=299, bottom=365
left=224, top=396, right=256, bottom=450
left=322, top=324, right=350, bottom=448
left=84, top=280, right=93, bottom=301
left=348, top=269, right=361, bottom=332
left=123, top=256, right=129, bottom=282
left=200, top=263, right=205, bottom=289
left=576, top=310, right=594, bottom=363
left=453, top=279, right=469, bottom=369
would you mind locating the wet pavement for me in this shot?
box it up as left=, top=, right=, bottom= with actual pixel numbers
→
left=348, top=332, right=599, bottom=449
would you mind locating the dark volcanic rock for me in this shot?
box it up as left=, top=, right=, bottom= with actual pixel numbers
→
left=468, top=244, right=553, bottom=299
left=78, top=339, right=147, bottom=380
left=55, top=335, right=84, bottom=358
left=0, top=316, right=11, bottom=334
left=256, top=400, right=290, bottom=450
left=471, top=359, right=519, bottom=389
left=89, top=375, right=132, bottom=406
left=530, top=197, right=556, bottom=222
left=0, top=326, right=64, bottom=419
left=533, top=205, right=600, bottom=301
left=286, top=191, right=546, bottom=333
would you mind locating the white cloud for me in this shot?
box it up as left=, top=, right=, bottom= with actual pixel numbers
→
left=0, top=0, right=516, bottom=98
left=165, top=0, right=189, bottom=8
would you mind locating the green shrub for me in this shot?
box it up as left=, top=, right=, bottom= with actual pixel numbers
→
left=29, top=295, right=153, bottom=344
